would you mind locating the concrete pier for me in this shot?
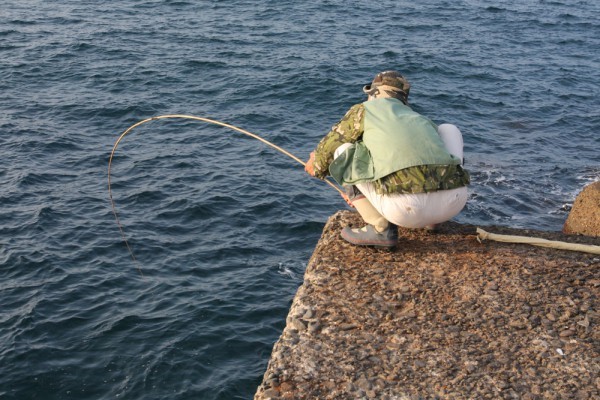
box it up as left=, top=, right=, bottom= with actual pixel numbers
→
left=255, top=210, right=599, bottom=399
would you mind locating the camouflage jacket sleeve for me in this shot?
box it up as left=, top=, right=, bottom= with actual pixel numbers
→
left=312, top=103, right=365, bottom=179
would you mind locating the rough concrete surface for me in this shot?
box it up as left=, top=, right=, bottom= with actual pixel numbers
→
left=255, top=210, right=599, bottom=400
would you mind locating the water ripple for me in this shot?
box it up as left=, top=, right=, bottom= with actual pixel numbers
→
left=1, top=1, right=598, bottom=399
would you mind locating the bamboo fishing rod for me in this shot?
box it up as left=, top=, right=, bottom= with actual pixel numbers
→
left=108, top=114, right=344, bottom=273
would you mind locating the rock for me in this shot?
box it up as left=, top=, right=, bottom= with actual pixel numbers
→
left=303, top=308, right=315, bottom=320
left=563, top=181, right=600, bottom=237
left=261, top=388, right=279, bottom=398
left=307, top=321, right=321, bottom=335
left=289, top=317, right=306, bottom=332
left=559, top=329, right=575, bottom=338
left=355, top=375, right=372, bottom=391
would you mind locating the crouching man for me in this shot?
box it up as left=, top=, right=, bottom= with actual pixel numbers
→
left=305, top=70, right=470, bottom=248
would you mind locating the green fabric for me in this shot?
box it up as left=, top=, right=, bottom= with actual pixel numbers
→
left=364, top=99, right=460, bottom=175
left=328, top=141, right=374, bottom=184
left=329, top=98, right=461, bottom=186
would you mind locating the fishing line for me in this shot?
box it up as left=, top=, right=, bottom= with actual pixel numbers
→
left=108, top=114, right=344, bottom=274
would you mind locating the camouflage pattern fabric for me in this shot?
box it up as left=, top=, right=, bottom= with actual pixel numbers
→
left=370, top=71, right=411, bottom=95
left=313, top=104, right=365, bottom=179
left=313, top=103, right=470, bottom=195
left=364, top=71, right=411, bottom=105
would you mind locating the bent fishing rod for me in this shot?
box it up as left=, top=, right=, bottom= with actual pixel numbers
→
left=109, top=115, right=600, bottom=276
left=108, top=114, right=344, bottom=274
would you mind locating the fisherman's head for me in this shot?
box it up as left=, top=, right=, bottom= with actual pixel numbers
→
left=363, top=70, right=410, bottom=105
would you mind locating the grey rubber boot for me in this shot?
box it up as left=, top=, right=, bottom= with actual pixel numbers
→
left=340, top=224, right=398, bottom=248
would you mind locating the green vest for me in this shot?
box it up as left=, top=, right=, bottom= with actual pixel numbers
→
left=329, top=98, right=461, bottom=186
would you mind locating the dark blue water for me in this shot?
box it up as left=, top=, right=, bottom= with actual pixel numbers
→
left=1, top=1, right=598, bottom=399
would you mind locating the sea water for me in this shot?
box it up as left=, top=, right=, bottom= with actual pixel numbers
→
left=1, top=1, right=598, bottom=399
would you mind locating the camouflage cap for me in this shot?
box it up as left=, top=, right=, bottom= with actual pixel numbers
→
left=363, top=70, right=411, bottom=104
